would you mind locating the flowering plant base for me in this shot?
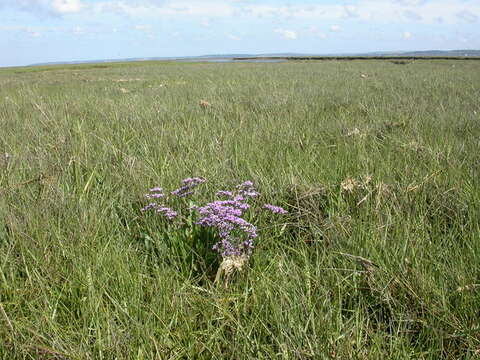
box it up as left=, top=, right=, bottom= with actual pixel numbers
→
left=214, top=254, right=249, bottom=287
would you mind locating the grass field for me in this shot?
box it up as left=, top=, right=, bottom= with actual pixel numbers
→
left=0, top=59, right=479, bottom=359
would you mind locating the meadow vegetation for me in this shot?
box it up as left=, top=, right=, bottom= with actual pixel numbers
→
left=0, top=59, right=479, bottom=359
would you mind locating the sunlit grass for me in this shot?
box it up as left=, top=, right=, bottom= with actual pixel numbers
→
left=0, top=60, right=479, bottom=359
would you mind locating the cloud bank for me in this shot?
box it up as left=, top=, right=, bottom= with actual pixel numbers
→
left=2, top=0, right=479, bottom=25
left=274, top=29, right=297, bottom=40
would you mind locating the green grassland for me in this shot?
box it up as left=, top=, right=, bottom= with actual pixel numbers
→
left=0, top=60, right=479, bottom=359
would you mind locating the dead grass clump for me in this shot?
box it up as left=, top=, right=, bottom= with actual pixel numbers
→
left=341, top=177, right=362, bottom=193
left=341, top=175, right=372, bottom=194
left=341, top=176, right=395, bottom=210
left=345, top=127, right=367, bottom=138
left=0, top=153, right=12, bottom=168
left=199, top=100, right=211, bottom=108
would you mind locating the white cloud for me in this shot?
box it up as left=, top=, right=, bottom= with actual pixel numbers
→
left=457, top=10, right=478, bottom=23
left=402, top=31, right=413, bottom=39
left=29, top=31, right=42, bottom=37
left=2, top=25, right=44, bottom=37
left=134, top=24, right=152, bottom=31
left=2, top=0, right=480, bottom=25
left=330, top=25, right=341, bottom=32
left=72, top=25, right=85, bottom=35
left=52, top=0, right=83, bottom=13
left=0, top=0, right=84, bottom=15
left=93, top=1, right=235, bottom=17
left=395, top=0, right=426, bottom=6
left=274, top=28, right=297, bottom=40
left=307, top=26, right=327, bottom=39
left=403, top=9, right=422, bottom=21
left=243, top=1, right=478, bottom=24
left=243, top=4, right=328, bottom=19
left=227, top=34, right=241, bottom=40
left=133, top=24, right=156, bottom=38
left=361, top=1, right=480, bottom=25
left=343, top=5, right=359, bottom=18
left=200, top=18, right=211, bottom=27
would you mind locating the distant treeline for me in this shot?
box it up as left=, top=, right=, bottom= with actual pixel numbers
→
left=233, top=56, right=480, bottom=61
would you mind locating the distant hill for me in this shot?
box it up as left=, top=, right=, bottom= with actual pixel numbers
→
left=378, top=50, right=480, bottom=57
left=29, top=50, right=480, bottom=66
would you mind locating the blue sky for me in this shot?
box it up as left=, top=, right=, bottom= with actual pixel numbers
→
left=0, top=0, right=479, bottom=67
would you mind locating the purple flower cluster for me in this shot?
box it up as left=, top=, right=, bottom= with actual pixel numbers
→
left=141, top=202, right=158, bottom=212
left=142, top=178, right=206, bottom=220
left=171, top=177, right=206, bottom=198
left=141, top=188, right=167, bottom=212
left=236, top=181, right=259, bottom=198
left=142, top=201, right=178, bottom=220
left=196, top=193, right=257, bottom=257
left=156, top=207, right=178, bottom=220
left=216, top=190, right=233, bottom=198
left=141, top=178, right=288, bottom=259
left=263, top=204, right=288, bottom=214
left=144, top=187, right=165, bottom=199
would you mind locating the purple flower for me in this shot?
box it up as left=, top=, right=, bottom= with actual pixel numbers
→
left=145, top=186, right=165, bottom=199
left=238, top=181, right=253, bottom=188
left=145, top=193, right=165, bottom=199
left=263, top=204, right=288, bottom=214
left=171, top=177, right=206, bottom=197
left=195, top=191, right=257, bottom=258
left=156, top=207, right=178, bottom=220
left=149, top=187, right=163, bottom=193
left=182, top=177, right=206, bottom=185
left=236, top=180, right=260, bottom=198
left=141, top=203, right=158, bottom=212
left=216, top=190, right=233, bottom=198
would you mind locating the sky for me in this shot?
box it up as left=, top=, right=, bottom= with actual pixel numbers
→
left=0, top=0, right=479, bottom=67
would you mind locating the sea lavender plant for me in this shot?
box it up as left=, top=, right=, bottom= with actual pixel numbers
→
left=141, top=178, right=287, bottom=283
